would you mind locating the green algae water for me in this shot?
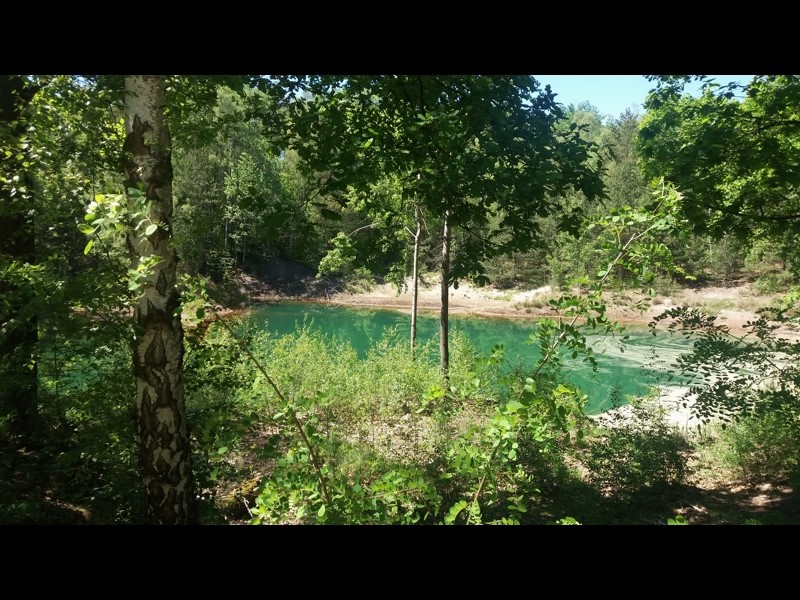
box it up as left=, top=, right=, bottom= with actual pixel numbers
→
left=248, top=301, right=692, bottom=414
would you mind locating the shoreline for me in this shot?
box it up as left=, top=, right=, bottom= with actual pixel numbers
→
left=241, top=278, right=800, bottom=339
left=236, top=276, right=797, bottom=427
left=248, top=295, right=710, bottom=426
left=586, top=385, right=704, bottom=430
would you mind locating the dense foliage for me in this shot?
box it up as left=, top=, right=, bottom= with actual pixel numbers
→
left=2, top=74, right=799, bottom=525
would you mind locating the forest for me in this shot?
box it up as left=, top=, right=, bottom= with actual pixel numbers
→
left=2, top=74, right=799, bottom=525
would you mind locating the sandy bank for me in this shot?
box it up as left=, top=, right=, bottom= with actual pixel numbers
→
left=317, top=278, right=800, bottom=339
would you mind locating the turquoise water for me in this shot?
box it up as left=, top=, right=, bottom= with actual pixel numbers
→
left=248, top=301, right=692, bottom=414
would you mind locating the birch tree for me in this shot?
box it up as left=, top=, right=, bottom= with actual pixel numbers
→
left=123, top=75, right=193, bottom=524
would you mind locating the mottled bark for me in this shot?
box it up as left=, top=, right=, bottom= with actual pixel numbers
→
left=123, top=75, right=194, bottom=524
left=439, top=210, right=451, bottom=376
left=0, top=75, right=38, bottom=439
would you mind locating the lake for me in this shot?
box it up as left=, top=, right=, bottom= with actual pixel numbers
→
left=248, top=301, right=693, bottom=414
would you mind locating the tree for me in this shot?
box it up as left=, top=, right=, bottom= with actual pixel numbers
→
left=0, top=75, right=38, bottom=439
left=123, top=75, right=193, bottom=524
left=21, top=75, right=280, bottom=523
left=316, top=174, right=429, bottom=355
left=279, top=76, right=605, bottom=374
left=638, top=75, right=800, bottom=244
left=173, top=86, right=314, bottom=283
left=639, top=75, right=800, bottom=423
left=30, top=75, right=298, bottom=523
left=605, top=109, right=649, bottom=210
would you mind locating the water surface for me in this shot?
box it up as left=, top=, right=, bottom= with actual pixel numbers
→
left=248, top=301, right=692, bottom=414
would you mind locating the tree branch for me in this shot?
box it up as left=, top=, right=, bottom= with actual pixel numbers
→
left=212, top=312, right=332, bottom=508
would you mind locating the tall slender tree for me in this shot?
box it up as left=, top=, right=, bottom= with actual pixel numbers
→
left=123, top=75, right=193, bottom=524
left=409, top=201, right=422, bottom=358
left=280, top=75, right=605, bottom=374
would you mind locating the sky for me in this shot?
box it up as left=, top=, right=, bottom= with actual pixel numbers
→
left=533, top=75, right=755, bottom=120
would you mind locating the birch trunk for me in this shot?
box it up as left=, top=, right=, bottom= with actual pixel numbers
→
left=123, top=75, right=193, bottom=525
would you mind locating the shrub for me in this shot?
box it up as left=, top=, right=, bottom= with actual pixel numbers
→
left=753, top=272, right=794, bottom=295
left=581, top=399, right=691, bottom=495
left=713, top=409, right=800, bottom=482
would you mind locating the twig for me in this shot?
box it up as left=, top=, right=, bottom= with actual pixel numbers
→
left=212, top=312, right=332, bottom=507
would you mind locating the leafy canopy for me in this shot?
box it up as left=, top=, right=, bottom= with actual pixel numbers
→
left=275, top=75, right=606, bottom=284
left=638, top=75, right=800, bottom=242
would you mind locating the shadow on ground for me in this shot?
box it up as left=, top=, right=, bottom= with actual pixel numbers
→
left=530, top=478, right=800, bottom=525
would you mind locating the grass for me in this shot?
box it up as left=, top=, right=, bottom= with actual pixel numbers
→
left=6, top=300, right=800, bottom=525
left=204, top=322, right=800, bottom=525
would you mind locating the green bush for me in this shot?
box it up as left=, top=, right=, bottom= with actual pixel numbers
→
left=2, top=329, right=144, bottom=524
left=753, top=272, right=794, bottom=295
left=581, top=400, right=691, bottom=495
left=714, top=409, right=800, bottom=482
left=185, top=316, right=505, bottom=523
left=706, top=235, right=744, bottom=282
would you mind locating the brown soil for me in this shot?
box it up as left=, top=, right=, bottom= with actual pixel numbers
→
left=240, top=266, right=798, bottom=339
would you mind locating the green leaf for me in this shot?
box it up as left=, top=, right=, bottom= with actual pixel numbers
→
left=362, top=137, right=374, bottom=148
left=83, top=239, right=93, bottom=255
left=145, top=224, right=158, bottom=236
left=505, top=400, right=524, bottom=413
left=196, top=307, right=205, bottom=320
left=318, top=505, right=326, bottom=517
left=444, top=500, right=468, bottom=525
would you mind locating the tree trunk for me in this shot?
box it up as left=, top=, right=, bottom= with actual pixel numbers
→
left=0, top=75, right=39, bottom=440
left=439, top=210, right=451, bottom=376
left=410, top=204, right=421, bottom=359
left=123, top=75, right=194, bottom=525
